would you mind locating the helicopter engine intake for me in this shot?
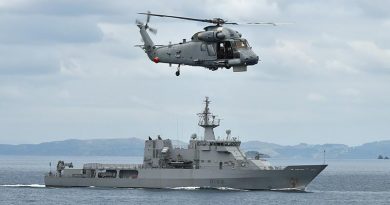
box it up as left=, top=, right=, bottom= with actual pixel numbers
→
left=198, top=31, right=225, bottom=42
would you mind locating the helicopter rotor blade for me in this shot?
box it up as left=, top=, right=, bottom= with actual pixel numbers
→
left=148, top=27, right=158, bottom=35
left=226, top=22, right=293, bottom=26
left=136, top=12, right=158, bottom=35
left=247, top=22, right=277, bottom=26
left=223, top=22, right=239, bottom=25
left=137, top=12, right=288, bottom=26
left=138, top=12, right=214, bottom=24
left=146, top=10, right=151, bottom=25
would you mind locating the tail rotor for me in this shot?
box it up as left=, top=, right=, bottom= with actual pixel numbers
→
left=136, top=11, right=158, bottom=35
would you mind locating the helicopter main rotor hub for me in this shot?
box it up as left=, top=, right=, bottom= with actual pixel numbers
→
left=211, top=18, right=226, bottom=26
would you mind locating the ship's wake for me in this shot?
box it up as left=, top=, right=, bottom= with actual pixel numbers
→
left=170, top=186, right=200, bottom=190
left=0, top=184, right=45, bottom=188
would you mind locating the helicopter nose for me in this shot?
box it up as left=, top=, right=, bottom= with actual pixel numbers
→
left=245, top=55, right=259, bottom=65
left=240, top=49, right=259, bottom=66
left=254, top=55, right=259, bottom=64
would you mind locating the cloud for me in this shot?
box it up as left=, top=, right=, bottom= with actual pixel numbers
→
left=0, top=85, right=23, bottom=98
left=57, top=88, right=71, bottom=99
left=348, top=41, right=390, bottom=74
left=339, top=88, right=360, bottom=97
left=354, top=0, right=390, bottom=18
left=0, top=45, right=60, bottom=75
left=0, top=0, right=126, bottom=16
left=0, top=14, right=103, bottom=44
left=307, top=93, right=327, bottom=102
left=1, top=0, right=390, bottom=145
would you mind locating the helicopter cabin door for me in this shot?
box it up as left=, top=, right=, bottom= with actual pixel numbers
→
left=217, top=41, right=234, bottom=59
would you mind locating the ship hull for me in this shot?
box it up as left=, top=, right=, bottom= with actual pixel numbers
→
left=45, top=164, right=326, bottom=190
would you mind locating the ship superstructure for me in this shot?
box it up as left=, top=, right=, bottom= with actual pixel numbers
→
left=45, top=97, right=327, bottom=190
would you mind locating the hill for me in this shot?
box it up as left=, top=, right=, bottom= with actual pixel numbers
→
left=1, top=138, right=390, bottom=159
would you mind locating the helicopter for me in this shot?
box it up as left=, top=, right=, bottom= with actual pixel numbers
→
left=136, top=11, right=277, bottom=76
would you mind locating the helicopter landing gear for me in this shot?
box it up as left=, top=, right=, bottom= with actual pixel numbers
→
left=175, top=64, right=181, bottom=76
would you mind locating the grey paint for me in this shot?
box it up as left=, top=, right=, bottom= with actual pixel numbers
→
left=137, top=16, right=259, bottom=75
left=45, top=165, right=326, bottom=190
left=44, top=97, right=327, bottom=190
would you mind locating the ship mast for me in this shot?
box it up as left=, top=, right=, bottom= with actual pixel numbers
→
left=198, top=97, right=220, bottom=141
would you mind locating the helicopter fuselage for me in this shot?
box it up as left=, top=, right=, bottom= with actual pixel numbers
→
left=138, top=25, right=259, bottom=74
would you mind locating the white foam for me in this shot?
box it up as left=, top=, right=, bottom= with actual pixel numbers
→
left=170, top=186, right=200, bottom=190
left=215, top=187, right=247, bottom=191
left=1, top=184, right=45, bottom=188
left=270, top=187, right=305, bottom=192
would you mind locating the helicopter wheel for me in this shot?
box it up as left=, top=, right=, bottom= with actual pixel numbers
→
left=225, top=66, right=231, bottom=69
left=175, top=64, right=181, bottom=76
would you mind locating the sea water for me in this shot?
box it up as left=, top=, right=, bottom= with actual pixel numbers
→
left=0, top=156, right=389, bottom=205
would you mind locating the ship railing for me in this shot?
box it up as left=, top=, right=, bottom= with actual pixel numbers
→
left=194, top=140, right=241, bottom=147
left=83, top=163, right=143, bottom=170
left=195, top=164, right=285, bottom=170
left=258, top=166, right=285, bottom=170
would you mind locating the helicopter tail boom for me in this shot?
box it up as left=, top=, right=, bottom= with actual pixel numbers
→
left=136, top=11, right=158, bottom=61
left=139, top=26, right=155, bottom=48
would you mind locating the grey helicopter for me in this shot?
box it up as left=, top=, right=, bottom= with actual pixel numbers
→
left=136, top=11, right=277, bottom=76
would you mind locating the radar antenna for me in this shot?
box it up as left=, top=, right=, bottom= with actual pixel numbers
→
left=198, top=97, right=220, bottom=140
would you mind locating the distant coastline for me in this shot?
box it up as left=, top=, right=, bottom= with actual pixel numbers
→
left=1, top=138, right=390, bottom=159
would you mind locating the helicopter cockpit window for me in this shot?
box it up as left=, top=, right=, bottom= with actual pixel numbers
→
left=234, top=39, right=249, bottom=49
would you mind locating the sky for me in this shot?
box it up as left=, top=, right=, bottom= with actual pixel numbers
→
left=0, top=0, right=390, bottom=145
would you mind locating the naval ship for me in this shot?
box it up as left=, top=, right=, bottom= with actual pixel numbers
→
left=45, top=97, right=327, bottom=190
